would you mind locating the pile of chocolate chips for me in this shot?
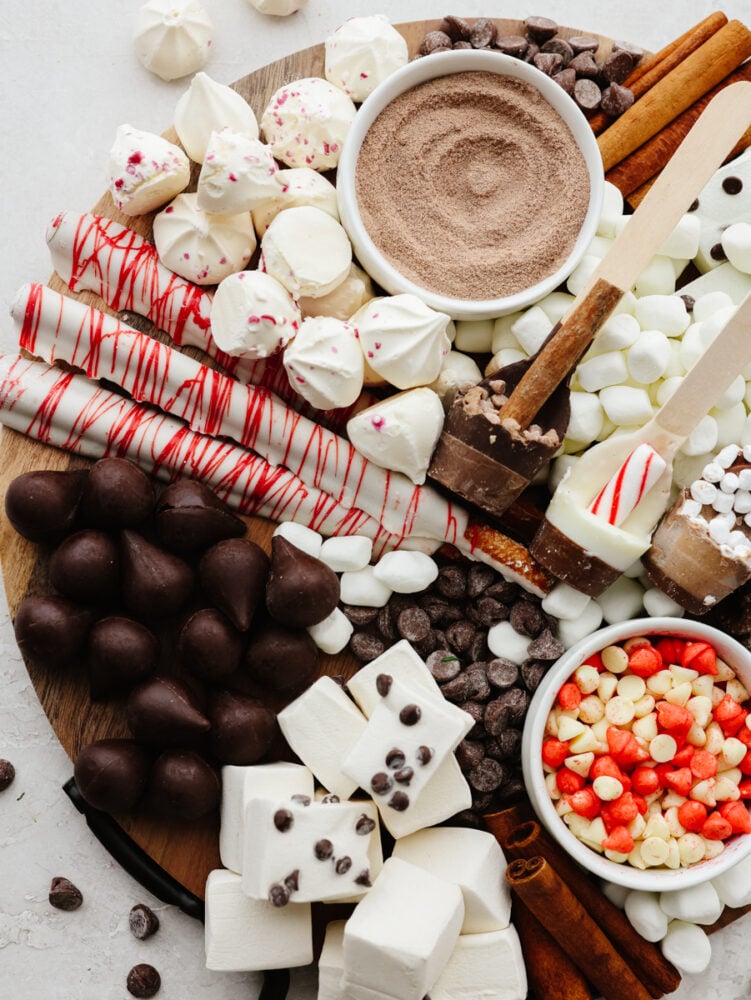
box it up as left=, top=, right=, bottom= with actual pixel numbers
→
left=419, top=15, right=641, bottom=119
left=343, top=558, right=564, bottom=821
left=6, top=458, right=340, bottom=821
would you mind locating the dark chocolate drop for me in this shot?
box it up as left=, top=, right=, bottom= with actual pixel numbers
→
left=4, top=468, right=87, bottom=543
left=245, top=623, right=318, bottom=696
left=79, top=458, right=154, bottom=528
left=13, top=594, right=91, bottom=669
left=154, top=479, right=246, bottom=554
left=199, top=538, right=269, bottom=631
left=74, top=739, right=152, bottom=813
left=209, top=689, right=276, bottom=765
left=126, top=676, right=210, bottom=747
left=120, top=531, right=194, bottom=620
left=49, top=529, right=120, bottom=604
left=265, top=535, right=340, bottom=628
left=145, top=750, right=220, bottom=820
left=87, top=616, right=159, bottom=700
left=177, top=608, right=244, bottom=683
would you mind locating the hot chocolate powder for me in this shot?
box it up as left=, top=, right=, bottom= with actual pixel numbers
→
left=355, top=71, right=591, bottom=301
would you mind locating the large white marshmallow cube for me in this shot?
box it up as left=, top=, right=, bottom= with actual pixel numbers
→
left=429, top=927, right=527, bottom=1000
left=278, top=676, right=367, bottom=799
left=318, top=920, right=347, bottom=1000
left=220, top=762, right=314, bottom=874
left=342, top=857, right=465, bottom=1000
left=660, top=920, right=712, bottom=976
left=347, top=640, right=441, bottom=717
left=243, top=797, right=379, bottom=903
left=711, top=853, right=751, bottom=908
left=659, top=881, right=723, bottom=924
left=205, top=869, right=312, bottom=971
left=392, top=827, right=510, bottom=933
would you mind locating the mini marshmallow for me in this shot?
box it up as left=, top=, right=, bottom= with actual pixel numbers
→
left=566, top=391, right=603, bottom=444
left=307, top=608, right=354, bottom=655
left=627, top=330, right=671, bottom=384
left=541, top=582, right=592, bottom=621
left=600, top=880, right=630, bottom=908
left=261, top=77, right=356, bottom=170
left=486, top=621, right=531, bottom=665
left=284, top=315, right=364, bottom=410
left=714, top=402, right=748, bottom=448
left=660, top=920, right=712, bottom=976
left=623, top=890, right=669, bottom=942
left=485, top=348, right=526, bottom=374
left=712, top=853, right=751, bottom=908
left=392, top=827, right=511, bottom=934
left=593, top=312, right=641, bottom=352
left=273, top=521, right=323, bottom=558
left=324, top=15, right=408, bottom=103
left=510, top=306, right=552, bottom=357
left=680, top=415, right=719, bottom=457
left=557, top=599, right=604, bottom=649
left=576, top=351, right=628, bottom=393
left=210, top=270, right=301, bottom=359
left=599, top=385, right=654, bottom=426
left=373, top=551, right=439, bottom=594
left=693, top=290, right=735, bottom=321
left=659, top=213, right=701, bottom=260
left=566, top=254, right=600, bottom=296
left=642, top=587, right=685, bottom=618
left=342, top=857, right=464, bottom=1000
left=587, top=234, right=616, bottom=258
left=429, top=351, right=483, bottom=409
left=220, top=762, right=314, bottom=874
left=713, top=372, right=746, bottom=409
left=319, top=535, right=372, bottom=573
left=597, top=182, right=624, bottom=237
left=262, top=205, right=352, bottom=299
left=597, top=575, right=644, bottom=625
left=347, top=640, right=442, bottom=718
left=429, top=928, right=527, bottom=1000
left=635, top=256, right=677, bottom=297
left=278, top=677, right=366, bottom=799
left=634, top=294, right=690, bottom=336
left=204, top=869, right=312, bottom=971
left=659, top=881, right=723, bottom=924
left=339, top=565, right=392, bottom=608
left=318, top=920, right=347, bottom=1000
left=107, top=125, right=190, bottom=216
left=537, top=291, right=575, bottom=324
left=175, top=72, right=259, bottom=164
left=454, top=319, right=494, bottom=354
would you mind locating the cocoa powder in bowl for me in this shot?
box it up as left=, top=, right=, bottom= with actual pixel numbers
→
left=354, top=70, right=591, bottom=301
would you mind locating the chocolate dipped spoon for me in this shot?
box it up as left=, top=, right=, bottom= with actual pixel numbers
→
left=429, top=81, right=751, bottom=521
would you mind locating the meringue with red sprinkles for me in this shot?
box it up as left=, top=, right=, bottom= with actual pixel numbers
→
left=197, top=129, right=280, bottom=214
left=325, top=15, right=408, bottom=103
left=108, top=125, right=190, bottom=216
left=175, top=72, right=259, bottom=164
left=134, top=0, right=213, bottom=82
left=210, top=270, right=301, bottom=359
left=260, top=77, right=356, bottom=170
left=283, top=315, right=365, bottom=410
left=261, top=205, right=352, bottom=300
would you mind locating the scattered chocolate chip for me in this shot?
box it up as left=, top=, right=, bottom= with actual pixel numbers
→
left=495, top=35, right=528, bottom=58
left=468, top=757, right=506, bottom=792
left=441, top=672, right=471, bottom=703
left=612, top=38, right=644, bottom=61
left=376, top=604, right=398, bottom=643
left=471, top=789, right=496, bottom=813
left=321, top=794, right=340, bottom=804
left=371, top=772, right=393, bottom=795
left=129, top=904, right=159, bottom=941
left=399, top=704, right=421, bottom=726
left=274, top=809, right=294, bottom=832
left=126, top=964, right=161, bottom=999
left=49, top=876, right=83, bottom=911
left=420, top=30, right=453, bottom=55
left=0, top=760, right=15, bottom=791
left=440, top=14, right=471, bottom=41
left=341, top=604, right=379, bottom=627
left=484, top=699, right=512, bottom=737
left=354, top=869, right=372, bottom=887
left=80, top=458, right=154, bottom=529
left=520, top=659, right=548, bottom=692
left=388, top=791, right=410, bottom=811
left=574, top=77, right=602, bottom=112
left=497, top=728, right=523, bottom=760
left=601, top=83, right=635, bottom=118
left=284, top=870, right=300, bottom=892
left=355, top=814, right=376, bottom=835
left=495, top=687, right=530, bottom=725
left=426, top=649, right=461, bottom=683
left=523, top=40, right=540, bottom=63
left=385, top=748, right=406, bottom=769
left=469, top=17, right=497, bottom=48
left=376, top=673, right=393, bottom=697
left=601, top=48, right=634, bottom=84
left=524, top=15, right=558, bottom=43
left=472, top=597, right=507, bottom=628
left=568, top=51, right=600, bottom=78
left=268, top=884, right=290, bottom=908
left=540, top=37, right=573, bottom=65
left=464, top=665, right=490, bottom=701
left=710, top=242, right=727, bottom=261
left=445, top=619, right=477, bottom=655
left=487, top=658, right=519, bottom=690
left=466, top=563, right=496, bottom=598
left=5, top=468, right=87, bottom=544
left=291, top=794, right=311, bottom=806
left=723, top=176, right=743, bottom=195
left=459, top=700, right=486, bottom=736
left=397, top=607, right=431, bottom=643
left=416, top=745, right=433, bottom=766
left=453, top=40, right=473, bottom=49
left=314, top=839, right=334, bottom=860
left=394, top=767, right=414, bottom=785
left=435, top=565, right=466, bottom=600
left=335, top=856, right=352, bottom=875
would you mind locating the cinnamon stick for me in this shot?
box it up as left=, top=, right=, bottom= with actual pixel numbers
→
left=598, top=20, right=751, bottom=172
left=503, top=821, right=681, bottom=999
left=506, top=856, right=652, bottom=1000
left=589, top=12, right=729, bottom=135
left=482, top=800, right=535, bottom=844
left=512, top=897, right=593, bottom=1000
left=705, top=901, right=751, bottom=935
left=608, top=61, right=751, bottom=197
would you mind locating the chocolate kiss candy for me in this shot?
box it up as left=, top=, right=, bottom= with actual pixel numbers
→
left=154, top=479, right=246, bottom=555
left=177, top=608, right=244, bottom=683
left=126, top=675, right=211, bottom=747
left=49, top=529, right=120, bottom=605
left=120, top=531, right=194, bottom=620
left=13, top=594, right=91, bottom=668
left=209, top=689, right=277, bottom=765
left=265, top=535, right=340, bottom=628
left=74, top=739, right=152, bottom=813
left=246, top=623, right=318, bottom=696
left=87, top=617, right=160, bottom=700
left=79, top=457, right=155, bottom=528
left=4, top=468, right=87, bottom=544
left=146, top=749, right=220, bottom=820
left=199, top=538, right=269, bottom=631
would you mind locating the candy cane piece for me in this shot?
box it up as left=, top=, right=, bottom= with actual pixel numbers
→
left=589, top=443, right=667, bottom=526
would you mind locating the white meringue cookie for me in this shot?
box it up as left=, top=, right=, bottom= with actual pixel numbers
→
left=197, top=129, right=280, bottom=214
left=351, top=294, right=452, bottom=390
left=246, top=0, right=308, bottom=13
left=261, top=205, right=352, bottom=299
left=175, top=72, right=259, bottom=164
left=261, top=77, right=356, bottom=170
left=211, top=270, right=301, bottom=358
left=283, top=316, right=364, bottom=410
left=251, top=167, right=339, bottom=237
left=107, top=125, right=190, bottom=216
left=133, top=0, right=213, bottom=82
left=325, top=16, right=408, bottom=103
left=299, top=263, right=374, bottom=321
left=153, top=192, right=255, bottom=285
left=347, top=388, right=446, bottom=485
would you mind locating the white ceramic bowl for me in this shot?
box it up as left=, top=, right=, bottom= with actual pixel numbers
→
left=337, top=49, right=604, bottom=321
left=521, top=617, right=751, bottom=891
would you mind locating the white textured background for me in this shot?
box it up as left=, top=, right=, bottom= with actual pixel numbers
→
left=1, top=2, right=751, bottom=998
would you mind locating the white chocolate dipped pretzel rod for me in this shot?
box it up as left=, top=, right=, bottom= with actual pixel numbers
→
left=0, top=353, right=403, bottom=554
left=13, top=281, right=462, bottom=545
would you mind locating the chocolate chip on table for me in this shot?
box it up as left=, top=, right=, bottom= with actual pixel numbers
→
left=419, top=594, right=463, bottom=627
left=440, top=15, right=471, bottom=41
left=533, top=52, right=563, bottom=76
left=445, top=619, right=478, bottom=655
left=341, top=604, right=379, bottom=627
left=377, top=604, right=398, bottom=643
left=127, top=964, right=161, bottom=999
left=471, top=596, right=507, bottom=628
left=612, top=38, right=644, bottom=61
left=540, top=37, right=573, bottom=66
left=468, top=757, right=506, bottom=792
left=420, top=30, right=453, bottom=55
left=399, top=704, right=422, bottom=726
left=129, top=904, right=160, bottom=941
left=459, top=700, right=486, bottom=738
left=397, top=607, right=431, bottom=643
left=0, top=759, right=15, bottom=791
left=526, top=628, right=564, bottom=660
left=509, top=600, right=545, bottom=638
left=426, top=649, right=461, bottom=683
left=49, top=877, right=83, bottom=911
left=484, top=698, right=512, bottom=737
left=484, top=580, right=518, bottom=603
left=495, top=687, right=530, bottom=725
left=568, top=51, right=600, bottom=78
left=471, top=790, right=496, bottom=813
left=601, top=83, right=635, bottom=118
left=487, top=658, right=519, bottom=690
left=520, top=659, right=548, bottom=692
left=469, top=17, right=497, bottom=48
left=569, top=35, right=600, bottom=54
left=435, top=565, right=467, bottom=600
left=574, top=78, right=602, bottom=112
left=601, top=48, right=634, bottom=85
left=371, top=772, right=393, bottom=796
left=495, top=728, right=523, bottom=761
left=350, top=633, right=385, bottom=662
left=524, top=15, right=559, bottom=43
left=553, top=68, right=577, bottom=96
left=466, top=563, right=496, bottom=598
left=494, top=35, right=528, bottom=58
left=388, top=790, right=410, bottom=811
left=464, top=665, right=490, bottom=701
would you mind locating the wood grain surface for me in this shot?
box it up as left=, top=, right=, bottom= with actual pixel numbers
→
left=0, top=18, right=615, bottom=899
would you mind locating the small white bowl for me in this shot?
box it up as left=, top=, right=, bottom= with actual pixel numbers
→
left=337, top=50, right=604, bottom=321
left=521, top=617, right=751, bottom=891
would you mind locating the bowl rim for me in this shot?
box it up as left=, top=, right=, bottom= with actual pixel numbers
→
left=521, top=616, right=751, bottom=891
left=336, top=49, right=605, bottom=321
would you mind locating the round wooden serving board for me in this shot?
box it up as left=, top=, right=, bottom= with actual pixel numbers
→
left=0, top=18, right=619, bottom=900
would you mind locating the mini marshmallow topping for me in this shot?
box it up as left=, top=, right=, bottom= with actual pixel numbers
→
left=210, top=270, right=301, bottom=359
left=107, top=125, right=190, bottom=216
left=134, top=0, right=213, bottom=82
left=175, top=72, right=259, bottom=164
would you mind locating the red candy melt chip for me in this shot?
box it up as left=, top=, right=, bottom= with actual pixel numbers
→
left=702, top=811, right=733, bottom=841
left=740, top=750, right=751, bottom=777
left=583, top=652, right=604, bottom=672
left=556, top=768, right=586, bottom=795
left=601, top=792, right=639, bottom=829
left=655, top=637, right=686, bottom=666
left=663, top=767, right=693, bottom=797
left=628, top=646, right=663, bottom=678
left=558, top=682, right=582, bottom=710
left=542, top=738, right=570, bottom=769
left=739, top=779, right=751, bottom=799
left=719, top=801, right=751, bottom=834
left=714, top=696, right=746, bottom=736
left=591, top=754, right=623, bottom=781
left=568, top=787, right=601, bottom=819
left=602, top=825, right=634, bottom=854
left=678, top=799, right=708, bottom=833
left=672, top=745, right=696, bottom=768
left=656, top=702, right=693, bottom=737
left=681, top=641, right=717, bottom=675
left=631, top=766, right=660, bottom=796
left=690, top=750, right=718, bottom=780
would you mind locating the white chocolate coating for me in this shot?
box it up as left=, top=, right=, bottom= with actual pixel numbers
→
left=134, top=0, right=213, bottom=82
left=283, top=315, right=364, bottom=409
left=325, top=15, right=408, bottom=103
left=175, top=71, right=259, bottom=164
left=245, top=0, right=308, bottom=13
left=107, top=125, right=190, bottom=216
left=251, top=166, right=340, bottom=236
left=211, top=269, right=300, bottom=358
left=261, top=76, right=356, bottom=170
left=197, top=129, right=280, bottom=214
left=261, top=205, right=352, bottom=299
left=153, top=192, right=255, bottom=285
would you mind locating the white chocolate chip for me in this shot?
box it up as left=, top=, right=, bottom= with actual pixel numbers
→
left=605, top=696, right=636, bottom=726
left=650, top=734, right=678, bottom=762
left=593, top=775, right=624, bottom=801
